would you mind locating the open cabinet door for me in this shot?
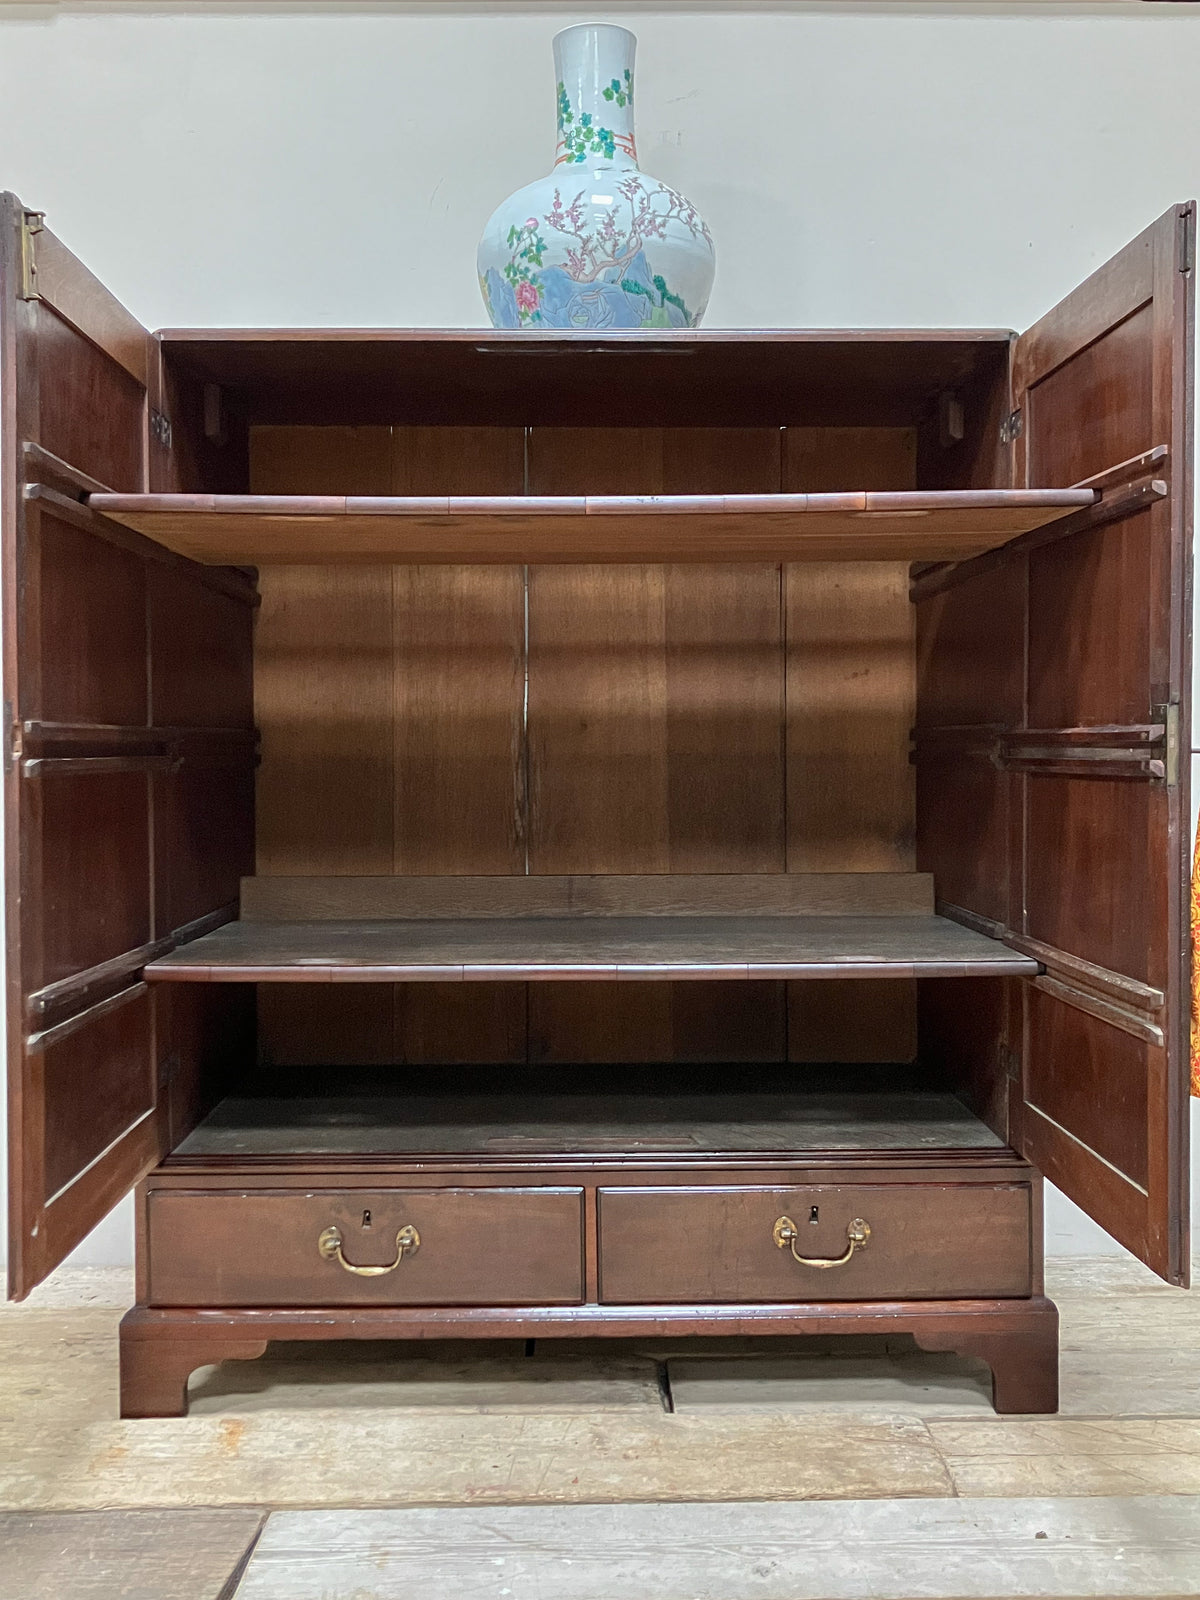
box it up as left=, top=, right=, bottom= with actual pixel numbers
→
left=1, top=195, right=256, bottom=1297
left=1010, top=203, right=1194, bottom=1282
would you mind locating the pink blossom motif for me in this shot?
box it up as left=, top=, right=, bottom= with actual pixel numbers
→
left=515, top=280, right=541, bottom=314
left=540, top=175, right=712, bottom=285
left=525, top=217, right=539, bottom=230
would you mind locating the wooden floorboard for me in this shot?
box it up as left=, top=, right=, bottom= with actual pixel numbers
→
left=230, top=1498, right=1200, bottom=1600
left=0, top=1509, right=263, bottom=1600
left=3, top=1258, right=1200, bottom=1516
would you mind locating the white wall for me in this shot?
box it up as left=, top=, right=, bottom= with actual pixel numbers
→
left=1, top=0, right=1198, bottom=1272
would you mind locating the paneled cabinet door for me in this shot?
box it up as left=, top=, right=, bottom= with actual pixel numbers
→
left=0, top=195, right=255, bottom=1297
left=918, top=203, right=1194, bottom=1283
left=1011, top=204, right=1194, bottom=1283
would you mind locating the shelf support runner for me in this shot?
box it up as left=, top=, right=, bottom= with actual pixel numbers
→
left=909, top=447, right=1169, bottom=604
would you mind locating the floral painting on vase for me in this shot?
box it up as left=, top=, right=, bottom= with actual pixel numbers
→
left=478, top=25, right=715, bottom=330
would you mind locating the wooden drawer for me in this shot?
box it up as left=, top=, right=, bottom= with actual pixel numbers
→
left=146, top=1187, right=585, bottom=1307
left=597, top=1184, right=1031, bottom=1302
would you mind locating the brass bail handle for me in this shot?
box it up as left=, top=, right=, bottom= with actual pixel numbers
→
left=773, top=1214, right=870, bottom=1268
left=318, top=1223, right=420, bottom=1276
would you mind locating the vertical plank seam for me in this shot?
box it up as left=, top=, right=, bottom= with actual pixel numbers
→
left=522, top=563, right=531, bottom=878
left=522, top=425, right=532, bottom=1061
left=389, top=425, right=401, bottom=1059
left=779, top=427, right=790, bottom=1060
left=522, top=424, right=531, bottom=878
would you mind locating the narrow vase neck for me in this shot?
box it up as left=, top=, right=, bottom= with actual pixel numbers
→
left=554, top=24, right=638, bottom=169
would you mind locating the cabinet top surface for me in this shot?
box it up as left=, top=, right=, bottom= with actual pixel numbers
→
left=158, top=327, right=1016, bottom=345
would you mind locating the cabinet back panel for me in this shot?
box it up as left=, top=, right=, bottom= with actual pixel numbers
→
left=249, top=423, right=918, bottom=1067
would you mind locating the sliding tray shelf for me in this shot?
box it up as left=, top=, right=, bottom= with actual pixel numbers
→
left=85, top=488, right=1097, bottom=566
left=143, top=912, right=1039, bottom=983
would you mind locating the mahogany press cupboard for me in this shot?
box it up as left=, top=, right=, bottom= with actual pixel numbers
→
left=2, top=194, right=1193, bottom=1417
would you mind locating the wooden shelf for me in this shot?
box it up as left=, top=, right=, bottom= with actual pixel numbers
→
left=173, top=1087, right=1006, bottom=1159
left=143, top=913, right=1039, bottom=983
left=86, top=489, right=1097, bottom=566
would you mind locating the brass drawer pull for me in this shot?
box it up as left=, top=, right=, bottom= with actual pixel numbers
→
left=773, top=1214, right=870, bottom=1268
left=318, top=1223, right=420, bottom=1276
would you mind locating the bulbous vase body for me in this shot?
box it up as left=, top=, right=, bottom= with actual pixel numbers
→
left=478, top=24, right=715, bottom=329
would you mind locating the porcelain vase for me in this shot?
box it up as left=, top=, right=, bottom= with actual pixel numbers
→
left=477, top=24, right=715, bottom=330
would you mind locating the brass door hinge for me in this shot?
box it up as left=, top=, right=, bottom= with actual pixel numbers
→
left=19, top=211, right=44, bottom=301
left=999, top=408, right=1023, bottom=445
left=5, top=702, right=21, bottom=775
left=1154, top=701, right=1181, bottom=786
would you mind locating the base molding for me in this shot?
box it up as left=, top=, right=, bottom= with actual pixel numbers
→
left=118, top=1295, right=1059, bottom=1417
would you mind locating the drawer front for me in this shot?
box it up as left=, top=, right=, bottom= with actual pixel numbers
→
left=147, top=1187, right=584, bottom=1307
left=598, top=1184, right=1031, bottom=1303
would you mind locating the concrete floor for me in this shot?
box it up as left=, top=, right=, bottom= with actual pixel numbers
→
left=1, top=1255, right=1198, bottom=1597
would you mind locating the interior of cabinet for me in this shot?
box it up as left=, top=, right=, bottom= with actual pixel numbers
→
left=9, top=199, right=1186, bottom=1301
left=139, top=330, right=1032, bottom=1163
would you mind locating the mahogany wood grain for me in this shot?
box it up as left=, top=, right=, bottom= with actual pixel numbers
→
left=785, top=563, right=914, bottom=873
left=155, top=328, right=1017, bottom=430
left=1025, top=774, right=1160, bottom=986
left=390, top=429, right=529, bottom=1061
left=250, top=423, right=529, bottom=1067
left=37, top=508, right=147, bottom=724
left=21, top=216, right=149, bottom=388
left=85, top=489, right=1094, bottom=565
left=6, top=198, right=1191, bottom=1379
left=1, top=198, right=258, bottom=1294
left=252, top=428, right=394, bottom=877
left=788, top=980, right=918, bottom=1065
left=34, top=310, right=145, bottom=490
left=143, top=912, right=1038, bottom=982
left=250, top=428, right=397, bottom=1062
left=783, top=427, right=919, bottom=1063
left=145, top=1186, right=585, bottom=1307
left=597, top=1182, right=1032, bottom=1302
left=118, top=1294, right=1058, bottom=1417
left=147, top=562, right=255, bottom=730
left=174, top=1088, right=1007, bottom=1160
left=1010, top=204, right=1193, bottom=1284
left=525, top=426, right=785, bottom=1064
left=241, top=872, right=936, bottom=920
